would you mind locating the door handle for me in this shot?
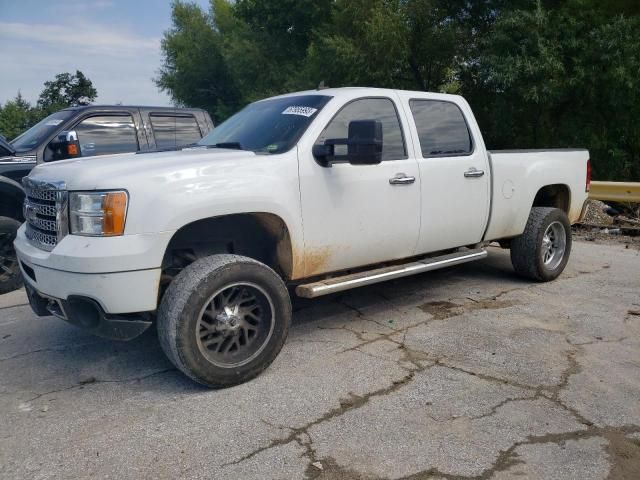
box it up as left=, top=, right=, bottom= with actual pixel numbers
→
left=464, top=167, right=485, bottom=178
left=389, top=173, right=416, bottom=185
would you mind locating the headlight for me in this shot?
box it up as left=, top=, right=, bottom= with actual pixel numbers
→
left=69, top=191, right=128, bottom=236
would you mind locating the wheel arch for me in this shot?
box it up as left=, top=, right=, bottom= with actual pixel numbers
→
left=485, top=182, right=573, bottom=243
left=162, top=212, right=296, bottom=281
left=532, top=184, right=571, bottom=215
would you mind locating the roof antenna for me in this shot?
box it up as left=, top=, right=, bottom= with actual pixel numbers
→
left=317, top=80, right=329, bottom=90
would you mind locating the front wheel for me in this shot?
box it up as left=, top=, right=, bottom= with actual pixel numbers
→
left=157, top=254, right=291, bottom=388
left=0, top=217, right=23, bottom=295
left=510, top=207, right=572, bottom=282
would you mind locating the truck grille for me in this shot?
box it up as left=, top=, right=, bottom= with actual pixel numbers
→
left=22, top=178, right=68, bottom=251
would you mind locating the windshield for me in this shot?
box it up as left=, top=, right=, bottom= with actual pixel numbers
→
left=11, top=110, right=75, bottom=152
left=198, top=95, right=332, bottom=154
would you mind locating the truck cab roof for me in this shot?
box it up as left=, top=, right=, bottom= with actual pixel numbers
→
left=60, top=105, right=207, bottom=114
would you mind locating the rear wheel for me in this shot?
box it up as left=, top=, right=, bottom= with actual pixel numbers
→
left=157, top=254, right=291, bottom=388
left=0, top=217, right=23, bottom=295
left=510, top=207, right=572, bottom=282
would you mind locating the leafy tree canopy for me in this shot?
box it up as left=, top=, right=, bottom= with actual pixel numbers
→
left=0, top=93, right=39, bottom=141
left=153, top=0, right=639, bottom=180
left=37, top=70, right=97, bottom=115
left=0, top=71, right=97, bottom=141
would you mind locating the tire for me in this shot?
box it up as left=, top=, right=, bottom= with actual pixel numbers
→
left=0, top=217, right=23, bottom=295
left=510, top=207, right=572, bottom=282
left=157, top=254, right=291, bottom=388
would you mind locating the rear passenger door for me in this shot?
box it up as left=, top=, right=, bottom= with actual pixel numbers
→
left=148, top=113, right=204, bottom=149
left=399, top=94, right=491, bottom=254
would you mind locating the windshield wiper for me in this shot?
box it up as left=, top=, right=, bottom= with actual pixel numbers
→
left=207, top=142, right=244, bottom=150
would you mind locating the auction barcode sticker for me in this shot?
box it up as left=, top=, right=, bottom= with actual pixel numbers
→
left=282, top=106, right=318, bottom=117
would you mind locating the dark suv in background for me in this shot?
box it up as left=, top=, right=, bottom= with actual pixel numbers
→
left=0, top=105, right=214, bottom=294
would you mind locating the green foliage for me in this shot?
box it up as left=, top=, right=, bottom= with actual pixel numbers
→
left=157, top=1, right=241, bottom=122
left=0, top=93, right=39, bottom=141
left=465, top=0, right=640, bottom=180
left=37, top=70, right=97, bottom=115
left=0, top=70, right=97, bottom=142
left=158, top=0, right=640, bottom=180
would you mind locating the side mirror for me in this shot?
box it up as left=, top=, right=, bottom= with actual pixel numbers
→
left=346, top=120, right=382, bottom=165
left=313, top=120, right=383, bottom=167
left=312, top=144, right=334, bottom=166
left=49, top=130, right=81, bottom=161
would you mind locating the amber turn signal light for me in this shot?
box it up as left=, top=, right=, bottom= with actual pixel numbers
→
left=102, top=192, right=128, bottom=235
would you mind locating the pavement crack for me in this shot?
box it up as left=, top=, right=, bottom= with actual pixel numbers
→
left=288, top=339, right=349, bottom=347
left=338, top=317, right=432, bottom=356
left=0, top=302, right=29, bottom=311
left=548, top=348, right=581, bottom=401
left=23, top=368, right=176, bottom=403
left=400, top=425, right=640, bottom=479
left=466, top=393, right=538, bottom=421
left=260, top=418, right=293, bottom=432
left=568, top=336, right=629, bottom=346
left=338, top=297, right=401, bottom=332
left=480, top=425, right=640, bottom=480
left=0, top=341, right=107, bottom=362
left=337, top=298, right=366, bottom=318
left=297, top=432, right=323, bottom=478
left=1, top=347, right=59, bottom=362
left=434, top=359, right=538, bottom=392
left=316, top=324, right=376, bottom=345
left=222, top=370, right=419, bottom=468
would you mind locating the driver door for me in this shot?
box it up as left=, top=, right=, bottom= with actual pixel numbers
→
left=297, top=96, right=421, bottom=277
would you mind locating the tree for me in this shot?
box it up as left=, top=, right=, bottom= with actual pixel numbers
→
left=229, top=0, right=333, bottom=97
left=37, top=70, right=97, bottom=114
left=0, top=93, right=38, bottom=141
left=157, top=0, right=333, bottom=119
left=157, top=1, right=242, bottom=122
left=462, top=0, right=640, bottom=180
left=0, top=71, right=98, bottom=141
left=157, top=0, right=639, bottom=180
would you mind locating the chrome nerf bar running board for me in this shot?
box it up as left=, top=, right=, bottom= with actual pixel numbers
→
left=295, top=248, right=488, bottom=299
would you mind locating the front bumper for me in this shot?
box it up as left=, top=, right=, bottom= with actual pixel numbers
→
left=24, top=284, right=152, bottom=340
left=14, top=226, right=162, bottom=315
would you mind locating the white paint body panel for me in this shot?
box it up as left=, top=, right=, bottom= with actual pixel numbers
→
left=14, top=87, right=589, bottom=314
left=297, top=90, right=420, bottom=276
left=18, top=253, right=160, bottom=314
left=485, top=149, right=589, bottom=240
left=395, top=91, right=491, bottom=253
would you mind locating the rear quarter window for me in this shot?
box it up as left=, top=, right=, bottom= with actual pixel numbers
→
left=409, top=100, right=472, bottom=157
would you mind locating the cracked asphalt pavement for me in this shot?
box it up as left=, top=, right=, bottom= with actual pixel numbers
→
left=1, top=241, right=639, bottom=479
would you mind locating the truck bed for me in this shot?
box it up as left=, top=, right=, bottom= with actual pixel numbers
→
left=484, top=149, right=590, bottom=241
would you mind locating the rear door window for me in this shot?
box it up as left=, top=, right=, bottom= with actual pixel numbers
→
left=150, top=114, right=203, bottom=149
left=75, top=114, right=138, bottom=157
left=409, top=100, right=472, bottom=157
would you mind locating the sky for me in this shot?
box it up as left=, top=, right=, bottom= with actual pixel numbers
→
left=0, top=0, right=210, bottom=106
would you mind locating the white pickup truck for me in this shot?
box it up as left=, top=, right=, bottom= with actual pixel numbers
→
left=14, top=88, right=590, bottom=387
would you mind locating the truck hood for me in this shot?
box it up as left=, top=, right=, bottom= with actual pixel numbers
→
left=27, top=147, right=259, bottom=190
